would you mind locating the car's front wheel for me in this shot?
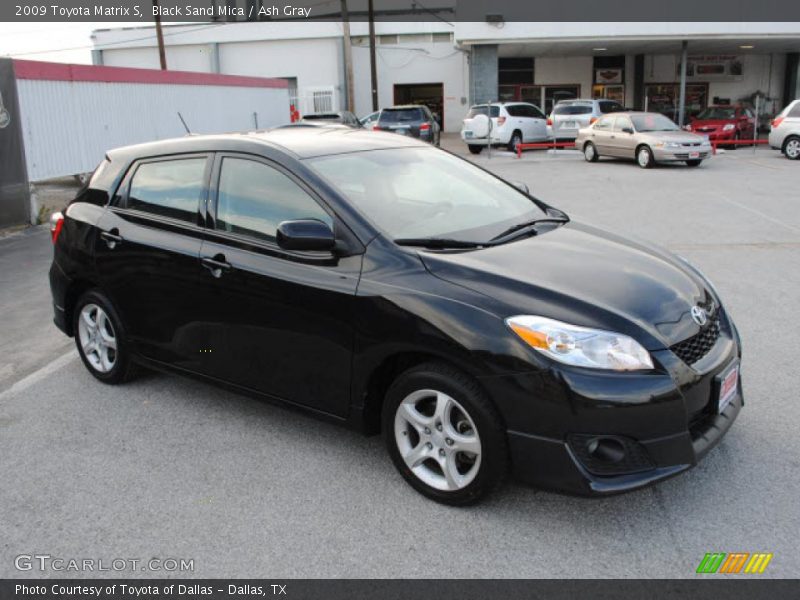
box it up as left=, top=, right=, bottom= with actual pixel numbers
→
left=507, top=130, right=523, bottom=153
left=584, top=141, right=599, bottom=162
left=467, top=144, right=483, bottom=155
left=73, top=290, right=138, bottom=384
left=784, top=136, right=800, bottom=160
left=383, top=362, right=509, bottom=505
left=637, top=145, right=655, bottom=168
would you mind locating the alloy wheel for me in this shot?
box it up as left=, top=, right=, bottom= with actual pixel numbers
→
left=393, top=389, right=482, bottom=491
left=77, top=303, right=117, bottom=373
left=637, top=147, right=652, bottom=168
left=786, top=138, right=800, bottom=159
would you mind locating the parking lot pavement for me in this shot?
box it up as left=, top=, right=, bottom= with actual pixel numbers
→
left=1, top=146, right=799, bottom=579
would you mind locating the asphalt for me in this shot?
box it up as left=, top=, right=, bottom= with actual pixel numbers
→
left=1, top=141, right=798, bottom=578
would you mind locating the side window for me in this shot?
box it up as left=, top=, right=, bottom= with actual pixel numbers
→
left=788, top=103, right=800, bottom=118
left=215, top=157, right=333, bottom=244
left=126, top=157, right=207, bottom=223
left=614, top=116, right=633, bottom=131
left=528, top=105, right=545, bottom=119
left=600, top=101, right=624, bottom=114
left=505, top=105, right=521, bottom=117
left=594, top=116, right=613, bottom=130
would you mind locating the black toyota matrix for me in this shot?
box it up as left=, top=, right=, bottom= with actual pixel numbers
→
left=49, top=127, right=742, bottom=505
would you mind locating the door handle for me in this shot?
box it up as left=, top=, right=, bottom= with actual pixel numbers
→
left=100, top=229, right=122, bottom=249
left=201, top=256, right=232, bottom=278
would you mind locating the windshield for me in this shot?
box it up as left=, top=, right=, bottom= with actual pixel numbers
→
left=379, top=108, right=423, bottom=123
left=631, top=113, right=680, bottom=132
left=467, top=105, right=501, bottom=119
left=308, top=148, right=547, bottom=243
left=696, top=107, right=736, bottom=120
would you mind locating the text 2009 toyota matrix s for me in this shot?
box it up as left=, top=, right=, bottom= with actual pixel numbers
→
left=49, top=127, right=742, bottom=505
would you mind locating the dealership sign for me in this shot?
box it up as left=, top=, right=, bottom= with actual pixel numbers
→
left=677, top=55, right=745, bottom=81
left=595, top=69, right=623, bottom=84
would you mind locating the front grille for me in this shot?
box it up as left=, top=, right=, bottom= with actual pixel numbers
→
left=674, top=152, right=709, bottom=159
left=670, top=312, right=721, bottom=365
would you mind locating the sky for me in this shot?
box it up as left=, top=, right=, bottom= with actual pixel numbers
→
left=0, top=23, right=137, bottom=64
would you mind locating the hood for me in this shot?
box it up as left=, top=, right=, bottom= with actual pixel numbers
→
left=419, top=222, right=716, bottom=349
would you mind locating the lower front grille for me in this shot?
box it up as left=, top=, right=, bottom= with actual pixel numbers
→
left=568, top=434, right=655, bottom=476
left=670, top=312, right=721, bottom=365
left=674, top=152, right=710, bottom=159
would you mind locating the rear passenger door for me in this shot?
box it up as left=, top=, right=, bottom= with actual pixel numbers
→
left=94, top=154, right=211, bottom=371
left=196, top=153, right=361, bottom=417
left=588, top=116, right=614, bottom=153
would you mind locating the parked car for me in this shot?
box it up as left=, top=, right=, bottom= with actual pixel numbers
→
left=373, top=105, right=440, bottom=145
left=768, top=99, right=800, bottom=160
left=685, top=105, right=756, bottom=147
left=360, top=110, right=381, bottom=129
left=461, top=102, right=548, bottom=154
left=50, top=127, right=742, bottom=505
left=576, top=112, right=712, bottom=168
left=300, top=111, right=362, bottom=128
left=547, top=98, right=624, bottom=141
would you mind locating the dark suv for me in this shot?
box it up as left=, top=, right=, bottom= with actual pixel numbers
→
left=49, top=127, right=741, bottom=505
left=373, top=105, right=441, bottom=145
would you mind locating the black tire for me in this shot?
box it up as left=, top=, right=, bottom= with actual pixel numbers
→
left=783, top=136, right=800, bottom=160
left=507, top=130, right=523, bottom=153
left=467, top=144, right=483, bottom=155
left=435, top=132, right=441, bottom=147
left=686, top=159, right=703, bottom=167
left=583, top=141, right=599, bottom=162
left=636, top=145, right=655, bottom=169
left=72, top=289, right=139, bottom=384
left=382, top=362, right=509, bottom=505
left=728, top=131, right=740, bottom=150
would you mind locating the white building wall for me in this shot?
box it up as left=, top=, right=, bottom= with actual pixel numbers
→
left=101, top=44, right=215, bottom=72
left=17, top=79, right=289, bottom=181
left=534, top=56, right=593, bottom=97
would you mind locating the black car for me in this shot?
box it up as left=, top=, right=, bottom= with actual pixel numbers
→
left=299, top=111, right=362, bottom=128
left=374, top=105, right=441, bottom=145
left=49, top=128, right=742, bottom=505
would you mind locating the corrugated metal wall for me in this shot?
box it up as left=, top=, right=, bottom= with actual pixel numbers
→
left=16, top=80, right=289, bottom=181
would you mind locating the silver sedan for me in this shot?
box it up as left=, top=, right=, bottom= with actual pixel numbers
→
left=575, top=112, right=712, bottom=168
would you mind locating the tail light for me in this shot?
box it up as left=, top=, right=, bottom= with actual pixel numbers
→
left=373, top=125, right=380, bottom=131
left=497, top=116, right=506, bottom=126
left=50, top=211, right=64, bottom=245
left=546, top=118, right=552, bottom=126
left=589, top=117, right=598, bottom=124
left=771, top=117, right=783, bottom=129
left=420, top=122, right=430, bottom=132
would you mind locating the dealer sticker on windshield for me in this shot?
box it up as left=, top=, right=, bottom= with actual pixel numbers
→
left=718, top=361, right=739, bottom=414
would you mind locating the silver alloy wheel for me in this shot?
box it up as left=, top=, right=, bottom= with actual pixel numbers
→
left=637, top=147, right=651, bottom=167
left=394, top=389, right=482, bottom=492
left=786, top=139, right=800, bottom=159
left=77, top=303, right=117, bottom=373
left=584, top=143, right=595, bottom=161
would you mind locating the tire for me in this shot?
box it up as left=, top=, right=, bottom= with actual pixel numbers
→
left=435, top=132, right=441, bottom=147
left=728, top=131, right=740, bottom=150
left=583, top=141, right=599, bottom=162
left=636, top=145, right=655, bottom=169
left=467, top=144, right=483, bottom=155
left=507, top=130, right=522, bottom=153
left=783, top=136, right=800, bottom=160
left=73, top=289, right=139, bottom=384
left=686, top=159, right=702, bottom=167
left=382, top=362, right=509, bottom=505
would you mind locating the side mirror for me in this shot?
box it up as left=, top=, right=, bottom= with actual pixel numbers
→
left=276, top=219, right=335, bottom=252
left=622, top=127, right=634, bottom=134
left=511, top=180, right=530, bottom=195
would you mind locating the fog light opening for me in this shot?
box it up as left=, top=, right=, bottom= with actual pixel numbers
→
left=586, top=437, right=626, bottom=464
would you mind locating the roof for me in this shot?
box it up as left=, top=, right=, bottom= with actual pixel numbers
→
left=107, top=126, right=427, bottom=162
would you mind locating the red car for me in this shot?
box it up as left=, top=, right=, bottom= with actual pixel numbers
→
left=686, top=105, right=756, bottom=147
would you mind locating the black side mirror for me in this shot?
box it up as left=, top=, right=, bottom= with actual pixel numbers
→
left=276, top=219, right=335, bottom=252
left=622, top=127, right=634, bottom=134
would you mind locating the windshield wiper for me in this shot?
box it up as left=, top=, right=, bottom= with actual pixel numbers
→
left=394, top=237, right=482, bottom=249
left=489, top=217, right=569, bottom=244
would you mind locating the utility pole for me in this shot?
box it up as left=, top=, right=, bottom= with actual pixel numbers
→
left=368, top=0, right=378, bottom=111
left=677, top=40, right=688, bottom=126
left=341, top=0, right=355, bottom=113
left=153, top=0, right=167, bottom=70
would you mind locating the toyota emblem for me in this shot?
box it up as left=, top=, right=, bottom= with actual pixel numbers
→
left=690, top=305, right=708, bottom=326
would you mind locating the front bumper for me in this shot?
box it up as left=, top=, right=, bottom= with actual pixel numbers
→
left=653, top=145, right=712, bottom=162
left=480, top=313, right=742, bottom=496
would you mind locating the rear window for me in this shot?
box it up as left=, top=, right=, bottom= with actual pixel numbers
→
left=379, top=108, right=424, bottom=123
left=599, top=101, right=624, bottom=114
left=467, top=105, right=501, bottom=119
left=553, top=104, right=593, bottom=115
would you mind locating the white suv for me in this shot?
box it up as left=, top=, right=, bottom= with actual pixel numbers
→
left=461, top=102, right=548, bottom=154
left=769, top=99, right=800, bottom=160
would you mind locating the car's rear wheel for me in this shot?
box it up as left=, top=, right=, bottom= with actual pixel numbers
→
left=507, top=130, right=522, bottom=153
left=728, top=131, right=740, bottom=149
left=383, top=362, right=509, bottom=505
left=583, top=141, right=599, bottom=162
left=637, top=145, right=655, bottom=168
left=784, top=136, right=800, bottom=160
left=467, top=144, right=483, bottom=155
left=685, top=159, right=703, bottom=167
left=73, top=290, right=138, bottom=384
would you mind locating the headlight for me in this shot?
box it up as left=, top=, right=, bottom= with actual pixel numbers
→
left=723, top=123, right=736, bottom=131
left=505, top=316, right=654, bottom=371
